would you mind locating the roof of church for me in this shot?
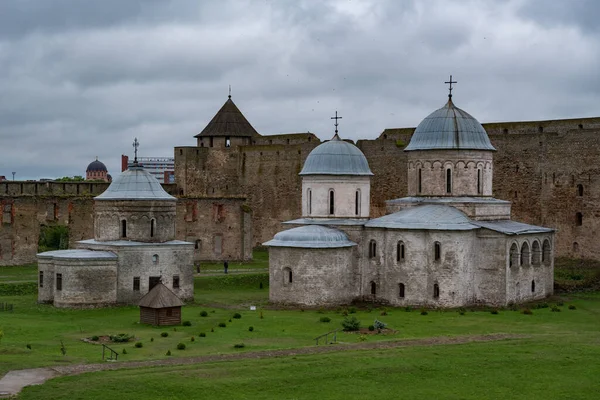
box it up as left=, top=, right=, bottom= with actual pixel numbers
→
left=263, top=225, right=357, bottom=248
left=365, top=204, right=479, bottom=231
left=194, top=96, right=259, bottom=138
left=299, top=134, right=373, bottom=176
left=404, top=99, right=496, bottom=152
left=138, top=283, right=184, bottom=308
left=95, top=166, right=175, bottom=201
left=86, top=158, right=107, bottom=172
left=37, top=249, right=118, bottom=260
left=472, top=220, right=554, bottom=235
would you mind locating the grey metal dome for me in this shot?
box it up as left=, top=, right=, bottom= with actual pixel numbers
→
left=365, top=204, right=477, bottom=231
left=405, top=99, right=496, bottom=151
left=86, top=159, right=107, bottom=172
left=95, top=166, right=175, bottom=201
left=299, top=134, right=373, bottom=176
left=263, top=225, right=356, bottom=248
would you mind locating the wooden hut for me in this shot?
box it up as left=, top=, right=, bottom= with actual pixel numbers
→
left=138, top=283, right=184, bottom=326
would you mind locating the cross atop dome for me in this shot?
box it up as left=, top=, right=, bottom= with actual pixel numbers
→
left=331, top=111, right=342, bottom=139
left=445, top=75, right=457, bottom=99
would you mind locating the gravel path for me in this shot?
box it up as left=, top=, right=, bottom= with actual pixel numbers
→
left=0, top=333, right=524, bottom=397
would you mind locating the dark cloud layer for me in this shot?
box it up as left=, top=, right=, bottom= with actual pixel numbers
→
left=0, top=0, right=598, bottom=180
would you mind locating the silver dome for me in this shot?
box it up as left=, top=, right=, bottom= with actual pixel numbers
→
left=263, top=225, right=357, bottom=248
left=365, top=204, right=477, bottom=230
left=95, top=166, right=175, bottom=201
left=405, top=99, right=496, bottom=152
left=299, top=134, right=373, bottom=176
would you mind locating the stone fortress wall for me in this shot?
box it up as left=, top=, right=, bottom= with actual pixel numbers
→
left=2, top=116, right=600, bottom=266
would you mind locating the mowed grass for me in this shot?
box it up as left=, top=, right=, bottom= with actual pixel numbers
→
left=19, top=336, right=600, bottom=400
left=197, top=249, right=269, bottom=271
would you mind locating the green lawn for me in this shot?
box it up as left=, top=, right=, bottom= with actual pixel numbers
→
left=198, top=249, right=269, bottom=271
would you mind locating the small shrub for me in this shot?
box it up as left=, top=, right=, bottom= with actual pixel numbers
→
left=233, top=313, right=242, bottom=319
left=348, top=307, right=357, bottom=314
left=150, top=337, right=154, bottom=342
left=368, top=325, right=375, bottom=331
left=568, top=304, right=577, bottom=310
left=161, top=332, right=169, bottom=338
left=177, top=343, right=186, bottom=350
left=557, top=301, right=564, bottom=306
left=319, top=316, right=331, bottom=323
left=420, top=310, right=428, bottom=316
left=341, top=316, right=361, bottom=332
left=233, top=343, right=246, bottom=349
left=26, top=344, right=31, bottom=350
left=536, top=302, right=549, bottom=309
left=166, top=350, right=171, bottom=356
left=522, top=308, right=533, bottom=315
left=182, top=321, right=192, bottom=327
left=91, top=335, right=99, bottom=341
left=211, top=328, right=214, bottom=332
left=260, top=312, right=264, bottom=319
left=200, top=311, right=208, bottom=317
left=341, top=310, right=349, bottom=316
left=228, top=319, right=232, bottom=323
left=134, top=342, right=143, bottom=348
left=491, top=309, right=499, bottom=315
left=109, top=333, right=134, bottom=343
left=191, top=336, right=195, bottom=342
left=404, top=306, right=412, bottom=312
left=218, top=322, right=227, bottom=328
left=357, top=335, right=367, bottom=342
left=458, top=307, right=466, bottom=314
left=373, top=319, right=387, bottom=331
left=551, top=306, right=561, bottom=312
left=199, top=332, right=206, bottom=337
left=122, top=348, right=127, bottom=354
left=459, top=311, right=465, bottom=316
left=210, top=310, right=215, bottom=313
left=259, top=282, right=264, bottom=289
left=380, top=308, right=388, bottom=316
left=248, top=326, right=254, bottom=332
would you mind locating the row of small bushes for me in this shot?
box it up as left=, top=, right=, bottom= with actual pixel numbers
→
left=0, top=282, right=37, bottom=296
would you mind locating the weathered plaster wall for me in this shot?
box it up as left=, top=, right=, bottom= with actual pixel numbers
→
left=301, top=176, right=371, bottom=218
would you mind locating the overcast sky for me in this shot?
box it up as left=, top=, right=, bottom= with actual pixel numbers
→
left=0, top=0, right=599, bottom=180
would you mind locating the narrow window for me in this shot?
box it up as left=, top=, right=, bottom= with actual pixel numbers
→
left=532, top=241, right=541, bottom=265
left=288, top=269, right=293, bottom=283
left=133, top=277, right=140, bottom=291
left=179, top=149, right=183, bottom=156
left=329, top=190, right=335, bottom=215
left=542, top=240, right=551, bottom=263
left=418, top=168, right=422, bottom=194
left=446, top=168, right=452, bottom=194
left=225, top=137, right=231, bottom=147
left=433, top=283, right=440, bottom=298
left=152, top=254, right=159, bottom=264
left=370, top=281, right=377, bottom=295
left=434, top=242, right=441, bottom=261
left=531, top=280, right=535, bottom=293
left=576, top=212, right=583, bottom=226
left=56, top=273, right=62, bottom=291
left=573, top=242, right=579, bottom=253
left=210, top=137, right=213, bottom=147
left=195, top=240, right=201, bottom=250
left=399, top=283, right=405, bottom=298
left=150, top=219, right=155, bottom=238
left=355, top=190, right=361, bottom=216
left=510, top=243, right=519, bottom=267
left=577, top=184, right=584, bottom=196
left=121, top=220, right=127, bottom=238
left=173, top=275, right=180, bottom=289
left=477, top=169, right=482, bottom=194
left=307, top=189, right=312, bottom=215
left=520, top=242, right=530, bottom=266
left=369, top=240, right=377, bottom=258
left=283, top=267, right=292, bottom=285
left=39, top=271, right=44, bottom=288
left=397, top=241, right=405, bottom=262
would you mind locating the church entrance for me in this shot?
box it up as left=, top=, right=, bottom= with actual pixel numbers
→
left=149, top=276, right=161, bottom=290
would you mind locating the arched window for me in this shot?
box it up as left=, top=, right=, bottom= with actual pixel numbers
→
left=121, top=219, right=127, bottom=238
left=418, top=168, right=422, bottom=194
left=531, top=241, right=541, bottom=265
left=150, top=219, right=155, bottom=238
left=576, top=212, right=583, bottom=226
left=329, top=190, right=335, bottom=215
left=283, top=267, right=292, bottom=285
left=434, top=242, right=441, bottom=261
left=399, top=283, right=405, bottom=298
left=370, top=281, right=377, bottom=295
left=355, top=189, right=361, bottom=216
left=531, top=280, right=535, bottom=293
left=152, top=254, right=159, bottom=264
left=542, top=240, right=551, bottom=263
left=396, top=241, right=405, bottom=262
left=577, top=184, right=584, bottom=196
left=433, top=283, right=440, bottom=298
left=573, top=242, right=579, bottom=253
left=369, top=240, right=377, bottom=259
left=509, top=243, right=519, bottom=268
left=307, top=189, right=312, bottom=215
left=446, top=168, right=452, bottom=194
left=477, top=169, right=482, bottom=194
left=520, top=242, right=530, bottom=266
left=225, top=137, right=231, bottom=147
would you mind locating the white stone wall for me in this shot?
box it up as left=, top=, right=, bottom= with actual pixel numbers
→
left=302, top=175, right=371, bottom=218
left=51, top=259, right=118, bottom=308
left=407, top=150, right=494, bottom=197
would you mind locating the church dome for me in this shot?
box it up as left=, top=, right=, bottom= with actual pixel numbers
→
left=263, top=225, right=356, bottom=248
left=299, top=134, right=373, bottom=176
left=405, top=99, right=496, bottom=152
left=86, top=158, right=108, bottom=172
left=95, top=166, right=175, bottom=201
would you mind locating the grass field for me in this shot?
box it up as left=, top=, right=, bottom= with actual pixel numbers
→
left=1, top=256, right=600, bottom=399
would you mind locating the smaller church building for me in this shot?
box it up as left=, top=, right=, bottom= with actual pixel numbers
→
left=38, top=150, right=194, bottom=308
left=265, top=90, right=555, bottom=308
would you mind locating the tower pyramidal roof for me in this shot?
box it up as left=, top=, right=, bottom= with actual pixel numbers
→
left=195, top=96, right=259, bottom=138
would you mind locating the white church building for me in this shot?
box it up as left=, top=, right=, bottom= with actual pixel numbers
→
left=265, top=92, right=555, bottom=308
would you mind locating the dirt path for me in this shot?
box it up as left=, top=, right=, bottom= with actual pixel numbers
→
left=0, top=333, right=524, bottom=397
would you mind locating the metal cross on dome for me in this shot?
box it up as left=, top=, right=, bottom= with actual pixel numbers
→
left=331, top=111, right=342, bottom=134
left=133, top=138, right=139, bottom=164
left=445, top=75, right=457, bottom=99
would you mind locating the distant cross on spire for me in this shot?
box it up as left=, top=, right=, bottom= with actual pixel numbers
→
left=132, top=138, right=139, bottom=164
left=445, top=75, right=457, bottom=99
left=331, top=111, right=342, bottom=135
left=228, top=85, right=231, bottom=99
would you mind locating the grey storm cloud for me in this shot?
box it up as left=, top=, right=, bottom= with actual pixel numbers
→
left=0, top=0, right=599, bottom=180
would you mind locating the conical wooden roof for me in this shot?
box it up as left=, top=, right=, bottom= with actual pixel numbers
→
left=194, top=96, right=259, bottom=138
left=138, top=283, right=184, bottom=308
